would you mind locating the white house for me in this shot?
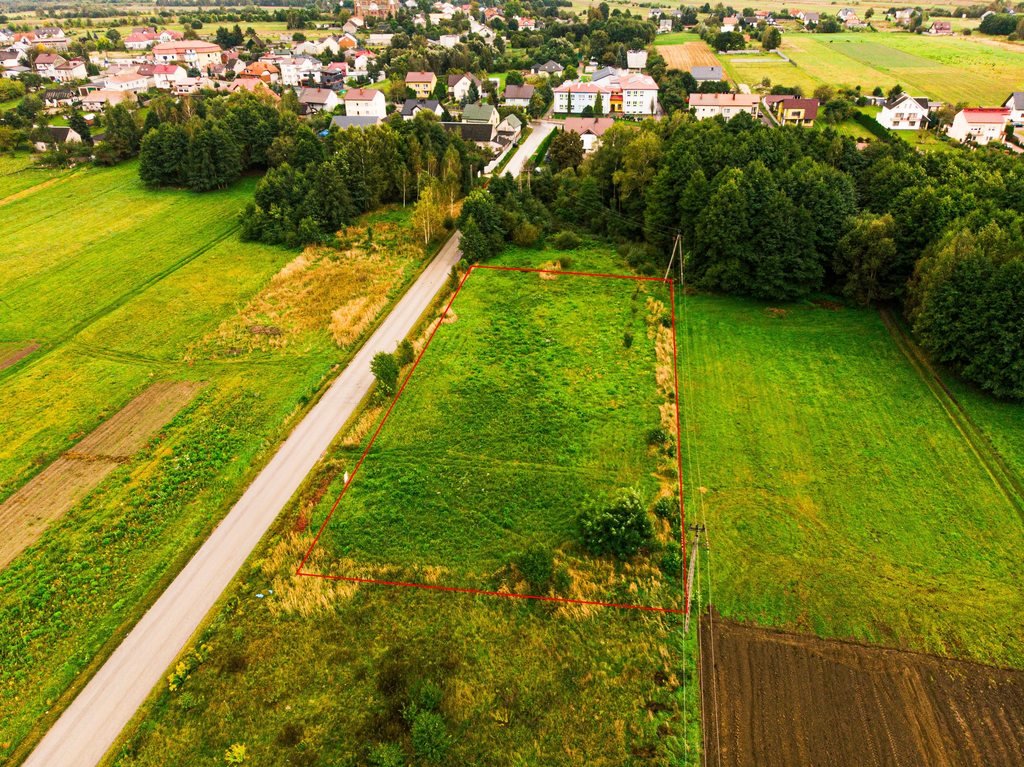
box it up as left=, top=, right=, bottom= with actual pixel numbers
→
left=344, top=87, right=386, bottom=118
left=368, top=31, right=394, bottom=46
left=877, top=93, right=931, bottom=130
left=105, top=72, right=149, bottom=92
left=563, top=116, right=615, bottom=152
left=33, top=53, right=66, bottom=79
left=53, top=59, right=87, bottom=82
left=152, top=64, right=187, bottom=89
left=152, top=40, right=222, bottom=68
left=279, top=56, right=322, bottom=86
left=447, top=72, right=481, bottom=102
left=626, top=49, right=648, bottom=72
left=720, top=15, right=738, bottom=32
left=436, top=33, right=461, bottom=48
left=1003, top=92, right=1024, bottom=125
left=503, top=83, right=534, bottom=109
left=298, top=87, right=342, bottom=113
left=619, top=74, right=659, bottom=116
left=947, top=108, right=1009, bottom=145
left=689, top=92, right=759, bottom=120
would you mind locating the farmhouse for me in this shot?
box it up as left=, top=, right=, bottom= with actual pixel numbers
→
left=503, top=83, right=534, bottom=108
left=800, top=12, right=820, bottom=25
left=34, top=125, right=81, bottom=152
left=877, top=93, right=931, bottom=130
left=689, top=92, right=759, bottom=120
left=563, top=116, right=615, bottom=152
left=344, top=87, right=387, bottom=118
left=946, top=108, right=1010, bottom=145
left=405, top=71, right=437, bottom=98
left=721, top=15, right=739, bottom=32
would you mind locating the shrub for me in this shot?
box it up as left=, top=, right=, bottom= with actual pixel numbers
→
left=551, top=230, right=581, bottom=250
left=652, top=496, right=677, bottom=520
left=276, top=722, right=304, bottom=747
left=647, top=428, right=667, bottom=447
left=408, top=678, right=443, bottom=715
left=623, top=331, right=633, bottom=348
left=224, top=743, right=247, bottom=764
left=371, top=352, right=399, bottom=396
left=514, top=544, right=554, bottom=592
left=512, top=221, right=541, bottom=247
left=577, top=488, right=654, bottom=560
left=395, top=339, right=415, bottom=368
left=411, top=711, right=451, bottom=762
left=368, top=743, right=406, bottom=767
left=660, top=546, right=682, bottom=577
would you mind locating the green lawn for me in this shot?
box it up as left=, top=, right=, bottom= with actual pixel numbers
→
left=0, top=152, right=67, bottom=201
left=679, top=294, right=1024, bottom=668
left=0, top=163, right=434, bottom=762
left=654, top=31, right=702, bottom=46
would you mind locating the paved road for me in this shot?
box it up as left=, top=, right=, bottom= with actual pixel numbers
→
left=504, top=120, right=557, bottom=178
left=23, top=232, right=463, bottom=767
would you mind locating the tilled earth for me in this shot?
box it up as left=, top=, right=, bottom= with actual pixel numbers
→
left=700, top=611, right=1024, bottom=767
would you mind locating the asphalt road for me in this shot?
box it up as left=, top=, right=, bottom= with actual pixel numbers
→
left=23, top=232, right=463, bottom=767
left=504, top=120, right=557, bottom=177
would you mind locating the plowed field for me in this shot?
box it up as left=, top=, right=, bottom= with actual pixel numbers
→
left=700, top=613, right=1024, bottom=767
left=662, top=42, right=720, bottom=72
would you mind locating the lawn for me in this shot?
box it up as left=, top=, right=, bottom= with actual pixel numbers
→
left=678, top=294, right=1024, bottom=669
left=104, top=240, right=700, bottom=767
left=0, top=163, right=436, bottom=762
left=654, top=31, right=703, bottom=46
left=730, top=32, right=1024, bottom=104
left=0, top=152, right=68, bottom=202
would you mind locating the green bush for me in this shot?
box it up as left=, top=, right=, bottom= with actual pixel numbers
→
left=647, top=428, right=667, bottom=447
left=623, top=331, right=633, bottom=348
left=411, top=711, right=451, bottom=763
left=371, top=352, right=399, bottom=397
left=514, top=544, right=555, bottom=592
left=551, top=230, right=581, bottom=250
left=512, top=221, right=541, bottom=247
left=368, top=742, right=406, bottom=767
left=577, top=488, right=654, bottom=560
left=395, top=339, right=415, bottom=368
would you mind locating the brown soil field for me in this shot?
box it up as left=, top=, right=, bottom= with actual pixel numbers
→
left=0, top=381, right=201, bottom=569
left=700, top=612, right=1024, bottom=767
left=0, top=342, right=39, bottom=371
left=661, top=42, right=720, bottom=71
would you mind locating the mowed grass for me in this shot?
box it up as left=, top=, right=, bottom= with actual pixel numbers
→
left=107, top=240, right=699, bottom=767
left=679, top=295, right=1024, bottom=668
left=0, top=153, right=68, bottom=202
left=313, top=266, right=668, bottom=588
left=732, top=32, right=1024, bottom=104
left=654, top=31, right=703, bottom=45
left=0, top=164, right=434, bottom=761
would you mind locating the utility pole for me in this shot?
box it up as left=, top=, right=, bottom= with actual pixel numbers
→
left=683, top=523, right=705, bottom=635
left=664, top=232, right=684, bottom=286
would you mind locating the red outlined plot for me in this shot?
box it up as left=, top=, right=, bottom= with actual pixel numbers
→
left=296, top=264, right=687, bottom=614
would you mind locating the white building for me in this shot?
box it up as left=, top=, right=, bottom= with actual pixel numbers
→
left=152, top=40, right=222, bottom=68
left=553, top=73, right=659, bottom=116
left=688, top=92, right=759, bottom=120
left=344, top=87, right=386, bottom=118
left=279, top=56, right=322, bottom=86
left=877, top=93, right=930, bottom=130
left=1003, top=92, right=1024, bottom=125
left=947, top=108, right=1009, bottom=145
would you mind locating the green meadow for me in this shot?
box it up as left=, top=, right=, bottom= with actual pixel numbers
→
left=0, top=162, right=433, bottom=762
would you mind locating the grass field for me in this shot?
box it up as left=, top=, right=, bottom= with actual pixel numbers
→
left=106, top=240, right=699, bottom=767
left=678, top=295, right=1024, bottom=668
left=723, top=32, right=1024, bottom=104
left=653, top=31, right=703, bottom=46
left=0, top=163, right=436, bottom=762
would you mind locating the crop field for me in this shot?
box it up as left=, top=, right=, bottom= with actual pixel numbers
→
left=724, top=33, right=1024, bottom=104
left=700, top=615, right=1024, bottom=767
left=678, top=294, right=1024, bottom=669
left=106, top=242, right=702, bottom=767
left=660, top=42, right=720, bottom=72
left=0, top=163, right=434, bottom=762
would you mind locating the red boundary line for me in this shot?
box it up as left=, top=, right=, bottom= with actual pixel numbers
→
left=296, top=264, right=687, bottom=615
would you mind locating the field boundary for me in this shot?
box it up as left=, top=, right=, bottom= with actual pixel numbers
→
left=296, top=263, right=688, bottom=614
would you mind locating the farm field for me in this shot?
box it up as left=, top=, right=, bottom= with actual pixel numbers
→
left=106, top=241, right=701, bottom=767
left=660, top=42, right=720, bottom=72
left=0, top=153, right=69, bottom=204
left=0, top=163, right=435, bottom=762
left=678, top=294, right=1024, bottom=668
left=700, top=614, right=1024, bottom=767
left=725, top=32, right=1024, bottom=104
left=653, top=31, right=703, bottom=46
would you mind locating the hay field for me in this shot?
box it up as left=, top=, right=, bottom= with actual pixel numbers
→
left=661, top=41, right=721, bottom=71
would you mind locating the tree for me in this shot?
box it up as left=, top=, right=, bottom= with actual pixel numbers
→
left=548, top=129, right=584, bottom=172
left=593, top=91, right=604, bottom=116
left=464, top=81, right=479, bottom=105
left=762, top=26, right=781, bottom=50
left=186, top=120, right=242, bottom=191
left=139, top=123, right=188, bottom=186
left=371, top=351, right=400, bottom=396
left=458, top=214, right=491, bottom=263
left=506, top=70, right=524, bottom=86
left=887, top=83, right=903, bottom=100
left=103, top=103, right=141, bottom=159
left=105, top=28, right=121, bottom=46
left=577, top=487, right=654, bottom=560
left=411, top=179, right=446, bottom=245
left=68, top=111, right=92, bottom=145
left=834, top=213, right=901, bottom=304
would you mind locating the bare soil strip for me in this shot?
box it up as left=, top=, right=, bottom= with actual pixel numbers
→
left=0, top=342, right=39, bottom=371
left=662, top=42, right=720, bottom=71
left=0, top=381, right=201, bottom=569
left=700, top=612, right=1024, bottom=767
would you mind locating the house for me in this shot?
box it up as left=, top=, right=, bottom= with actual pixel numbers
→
left=447, top=72, right=482, bottom=102
left=0, top=50, right=22, bottom=71
left=225, top=79, right=280, bottom=100
left=927, top=21, right=953, bottom=35
left=554, top=73, right=659, bottom=116
left=124, top=27, right=184, bottom=50
left=462, top=102, right=499, bottom=126
left=503, top=83, right=535, bottom=108
left=42, top=88, right=77, bottom=108
left=405, top=71, right=437, bottom=98
left=322, top=61, right=349, bottom=88
left=947, top=108, right=1009, bottom=145
left=152, top=40, right=222, bottom=68
left=53, top=59, right=87, bottom=82
left=346, top=49, right=376, bottom=78
left=658, top=18, right=674, bottom=33
left=689, top=92, right=759, bottom=120
left=877, top=93, right=931, bottom=130
left=837, top=8, right=857, bottom=21
left=298, top=87, right=342, bottom=113
left=344, top=87, right=387, bottom=117
left=279, top=56, right=322, bottom=87
left=800, top=12, right=820, bottom=25
left=34, top=53, right=67, bottom=79
left=563, top=116, right=615, bottom=152
left=496, top=113, right=522, bottom=142
left=690, top=66, right=723, bottom=83
left=240, top=61, right=280, bottom=83
left=441, top=120, right=496, bottom=144
left=893, top=8, right=914, bottom=24
left=619, top=74, right=660, bottom=116
left=532, top=60, right=564, bottom=78
left=34, top=125, right=81, bottom=152
left=765, top=96, right=819, bottom=126
left=721, top=15, right=739, bottom=32
left=626, top=50, right=648, bottom=72
left=105, top=72, right=149, bottom=92
left=80, top=89, right=131, bottom=109
left=1003, top=92, right=1024, bottom=125
left=516, top=16, right=537, bottom=30
left=331, top=114, right=383, bottom=130
left=401, top=98, right=443, bottom=119
left=436, top=33, right=461, bottom=48
left=368, top=31, right=394, bottom=46
left=151, top=64, right=187, bottom=89
left=343, top=17, right=365, bottom=36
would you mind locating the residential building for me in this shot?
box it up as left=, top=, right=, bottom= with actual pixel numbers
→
left=322, top=61, right=349, bottom=88
left=563, top=116, right=615, bottom=152
left=503, top=83, right=535, bottom=108
left=659, top=18, right=674, bottom=33
left=448, top=72, right=482, bottom=101
left=406, top=71, right=437, bottom=98
left=877, top=93, right=930, bottom=130
left=152, top=40, right=222, bottom=68
left=241, top=61, right=280, bottom=83
left=368, top=31, right=395, bottom=46
left=53, top=59, right=87, bottom=82
left=34, top=53, right=67, bottom=79
left=279, top=56, right=322, bottom=87
left=226, top=79, right=280, bottom=100
left=34, top=125, right=81, bottom=152
left=124, top=28, right=184, bottom=50
left=401, top=98, right=443, bottom=119
left=947, top=108, right=1009, bottom=144
left=80, top=89, right=131, bottom=109
left=689, top=92, right=759, bottom=120
left=553, top=73, right=659, bottom=116
left=626, top=50, right=648, bottom=72
left=151, top=64, right=187, bottom=89
left=353, top=0, right=400, bottom=20
left=344, top=87, right=387, bottom=117
left=331, top=114, right=383, bottom=130
left=893, top=8, right=914, bottom=24
left=1003, top=92, right=1024, bottom=125
left=42, top=88, right=77, bottom=108
left=765, top=95, right=819, bottom=126
left=343, top=17, right=365, bottom=36
left=721, top=15, right=739, bottom=32
left=298, top=87, right=342, bottom=113
left=436, top=33, right=461, bottom=48
left=800, top=12, right=820, bottom=25
left=441, top=120, right=496, bottom=144
left=690, top=66, right=723, bottom=83
left=620, top=74, right=659, bottom=116
left=496, top=113, right=522, bottom=143
left=532, top=60, right=564, bottom=78
left=462, top=102, right=498, bottom=126
left=927, top=21, right=953, bottom=35
left=105, top=72, right=149, bottom=92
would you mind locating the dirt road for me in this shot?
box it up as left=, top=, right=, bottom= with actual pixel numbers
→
left=22, top=233, right=463, bottom=767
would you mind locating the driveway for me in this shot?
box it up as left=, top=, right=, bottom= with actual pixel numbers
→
left=22, top=233, right=464, bottom=767
left=503, top=121, right=557, bottom=177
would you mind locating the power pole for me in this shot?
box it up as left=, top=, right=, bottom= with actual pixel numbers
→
left=683, top=523, right=705, bottom=635
left=664, top=232, right=684, bottom=286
